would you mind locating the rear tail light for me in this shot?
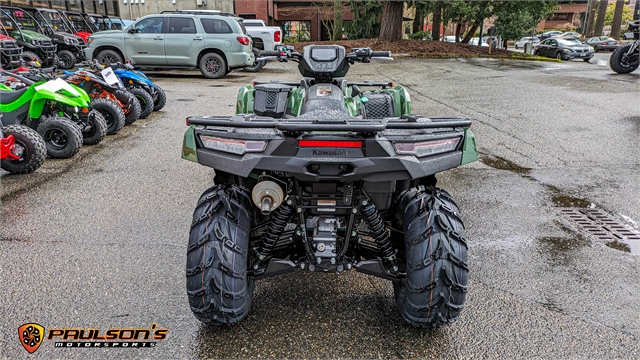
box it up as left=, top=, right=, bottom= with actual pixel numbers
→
left=298, top=140, right=362, bottom=148
left=200, top=135, right=266, bottom=155
left=274, top=30, right=281, bottom=43
left=237, top=36, right=251, bottom=46
left=394, top=138, right=460, bottom=157
left=602, top=42, right=607, bottom=45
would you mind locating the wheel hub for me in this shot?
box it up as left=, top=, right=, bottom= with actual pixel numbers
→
left=46, top=129, right=68, bottom=149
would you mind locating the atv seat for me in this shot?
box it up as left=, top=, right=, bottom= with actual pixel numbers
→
left=0, top=87, right=28, bottom=103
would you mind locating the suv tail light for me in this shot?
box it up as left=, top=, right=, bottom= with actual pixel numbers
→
left=237, top=36, right=251, bottom=46
left=274, top=30, right=281, bottom=43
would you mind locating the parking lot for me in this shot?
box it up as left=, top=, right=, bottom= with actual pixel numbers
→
left=2, top=56, right=639, bottom=358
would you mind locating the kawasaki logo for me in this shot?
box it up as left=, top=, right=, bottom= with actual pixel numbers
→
left=312, top=149, right=348, bottom=156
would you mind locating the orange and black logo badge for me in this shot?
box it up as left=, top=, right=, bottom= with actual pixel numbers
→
left=18, top=323, right=45, bottom=354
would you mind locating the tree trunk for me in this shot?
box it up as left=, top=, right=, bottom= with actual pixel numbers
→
left=455, top=23, right=462, bottom=42
left=412, top=2, right=428, bottom=34
left=610, top=0, right=625, bottom=39
left=594, top=0, right=608, bottom=36
left=461, top=24, right=478, bottom=43
left=432, top=1, right=442, bottom=41
left=379, top=1, right=404, bottom=41
left=585, top=0, right=598, bottom=37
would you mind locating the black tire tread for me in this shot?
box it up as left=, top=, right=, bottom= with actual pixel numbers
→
left=36, top=116, right=83, bottom=159
left=114, top=89, right=141, bottom=125
left=609, top=43, right=639, bottom=74
left=243, top=48, right=266, bottom=72
left=81, top=110, right=107, bottom=145
left=152, top=84, right=167, bottom=112
left=21, top=51, right=42, bottom=64
left=57, top=49, right=77, bottom=69
left=186, top=184, right=254, bottom=325
left=91, top=97, right=126, bottom=135
left=130, top=88, right=154, bottom=119
left=1, top=125, right=47, bottom=174
left=394, top=186, right=468, bottom=329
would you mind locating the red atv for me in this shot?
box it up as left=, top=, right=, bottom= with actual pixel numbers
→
left=1, top=123, right=46, bottom=174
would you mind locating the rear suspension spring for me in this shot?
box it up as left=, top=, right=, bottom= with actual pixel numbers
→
left=256, top=199, right=293, bottom=263
left=361, top=202, right=397, bottom=265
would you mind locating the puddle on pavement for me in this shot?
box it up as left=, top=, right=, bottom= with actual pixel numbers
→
left=538, top=236, right=587, bottom=252
left=546, top=185, right=592, bottom=208
left=177, top=99, right=195, bottom=102
left=208, top=84, right=225, bottom=87
left=539, top=297, right=564, bottom=313
left=480, top=155, right=531, bottom=175
left=606, top=240, right=631, bottom=253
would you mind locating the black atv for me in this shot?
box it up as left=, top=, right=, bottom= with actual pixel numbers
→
left=181, top=45, right=478, bottom=328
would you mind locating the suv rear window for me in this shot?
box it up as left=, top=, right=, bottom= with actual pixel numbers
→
left=169, top=17, right=196, bottom=34
left=200, top=18, right=232, bottom=34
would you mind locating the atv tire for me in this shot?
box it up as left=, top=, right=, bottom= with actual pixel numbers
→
left=610, top=44, right=639, bottom=74
left=1, top=125, right=47, bottom=174
left=114, top=89, right=141, bottom=125
left=130, top=88, right=154, bottom=119
left=57, top=50, right=77, bottom=69
left=36, top=116, right=83, bottom=159
left=21, top=51, right=42, bottom=65
left=152, top=84, right=167, bottom=111
left=243, top=48, right=266, bottom=72
left=393, top=186, right=468, bottom=328
left=81, top=110, right=108, bottom=145
left=91, top=98, right=126, bottom=135
left=186, top=184, right=255, bottom=325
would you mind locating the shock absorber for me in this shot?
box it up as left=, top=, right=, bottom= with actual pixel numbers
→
left=360, top=200, right=397, bottom=267
left=255, top=199, right=293, bottom=264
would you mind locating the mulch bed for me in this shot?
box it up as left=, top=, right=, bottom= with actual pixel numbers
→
left=289, top=38, right=526, bottom=59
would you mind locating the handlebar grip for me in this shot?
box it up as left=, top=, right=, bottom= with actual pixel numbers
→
left=259, top=50, right=280, bottom=57
left=370, top=51, right=392, bottom=58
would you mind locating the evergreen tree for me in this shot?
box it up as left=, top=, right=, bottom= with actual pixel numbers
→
left=346, top=0, right=383, bottom=39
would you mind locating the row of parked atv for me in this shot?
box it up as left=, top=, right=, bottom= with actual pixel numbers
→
left=0, top=5, right=122, bottom=70
left=0, top=60, right=166, bottom=174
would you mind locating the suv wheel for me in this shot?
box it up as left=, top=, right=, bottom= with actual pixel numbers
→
left=199, top=53, right=227, bottom=79
left=96, top=49, right=124, bottom=64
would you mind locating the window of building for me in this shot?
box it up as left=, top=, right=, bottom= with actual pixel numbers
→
left=549, top=12, right=571, bottom=21
left=279, top=20, right=310, bottom=42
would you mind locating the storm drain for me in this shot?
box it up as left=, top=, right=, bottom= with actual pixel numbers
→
left=559, top=208, right=640, bottom=253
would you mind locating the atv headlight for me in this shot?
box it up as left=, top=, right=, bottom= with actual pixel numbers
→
left=65, top=106, right=79, bottom=113
left=200, top=136, right=266, bottom=155
left=394, top=138, right=460, bottom=157
left=64, top=37, right=72, bottom=45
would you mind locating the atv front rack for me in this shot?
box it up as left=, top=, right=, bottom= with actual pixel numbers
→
left=187, top=114, right=472, bottom=133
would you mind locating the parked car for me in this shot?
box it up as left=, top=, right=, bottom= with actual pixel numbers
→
left=536, top=30, right=563, bottom=40
left=84, top=13, right=254, bottom=79
left=585, top=36, right=620, bottom=52
left=534, top=37, right=594, bottom=61
left=469, top=37, right=489, bottom=46
left=441, top=35, right=460, bottom=42
left=622, top=31, right=635, bottom=40
left=556, top=31, right=581, bottom=39
left=514, top=36, right=540, bottom=49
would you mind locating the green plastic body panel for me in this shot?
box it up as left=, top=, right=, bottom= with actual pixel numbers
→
left=236, top=84, right=254, bottom=114
left=460, top=128, right=478, bottom=165
left=287, top=87, right=305, bottom=116
left=0, top=84, right=12, bottom=91
left=0, top=81, right=91, bottom=119
left=10, top=29, right=50, bottom=43
left=378, top=85, right=411, bottom=117
left=342, top=87, right=362, bottom=116
left=182, top=126, right=198, bottom=162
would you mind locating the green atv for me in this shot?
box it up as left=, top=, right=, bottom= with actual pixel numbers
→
left=1, top=7, right=58, bottom=67
left=0, top=73, right=92, bottom=158
left=182, top=45, right=477, bottom=328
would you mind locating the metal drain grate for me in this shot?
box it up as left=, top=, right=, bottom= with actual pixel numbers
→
left=559, top=208, right=640, bottom=242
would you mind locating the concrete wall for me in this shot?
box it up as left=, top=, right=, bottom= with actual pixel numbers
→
left=120, top=0, right=233, bottom=20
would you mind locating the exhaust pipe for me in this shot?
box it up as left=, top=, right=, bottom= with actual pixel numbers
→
left=252, top=180, right=284, bottom=215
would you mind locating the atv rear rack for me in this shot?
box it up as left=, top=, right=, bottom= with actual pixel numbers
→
left=187, top=114, right=472, bottom=133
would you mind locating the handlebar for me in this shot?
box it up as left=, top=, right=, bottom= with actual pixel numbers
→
left=370, top=50, right=392, bottom=58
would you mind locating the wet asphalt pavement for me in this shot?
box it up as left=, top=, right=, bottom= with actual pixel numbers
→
left=1, top=55, right=639, bottom=359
